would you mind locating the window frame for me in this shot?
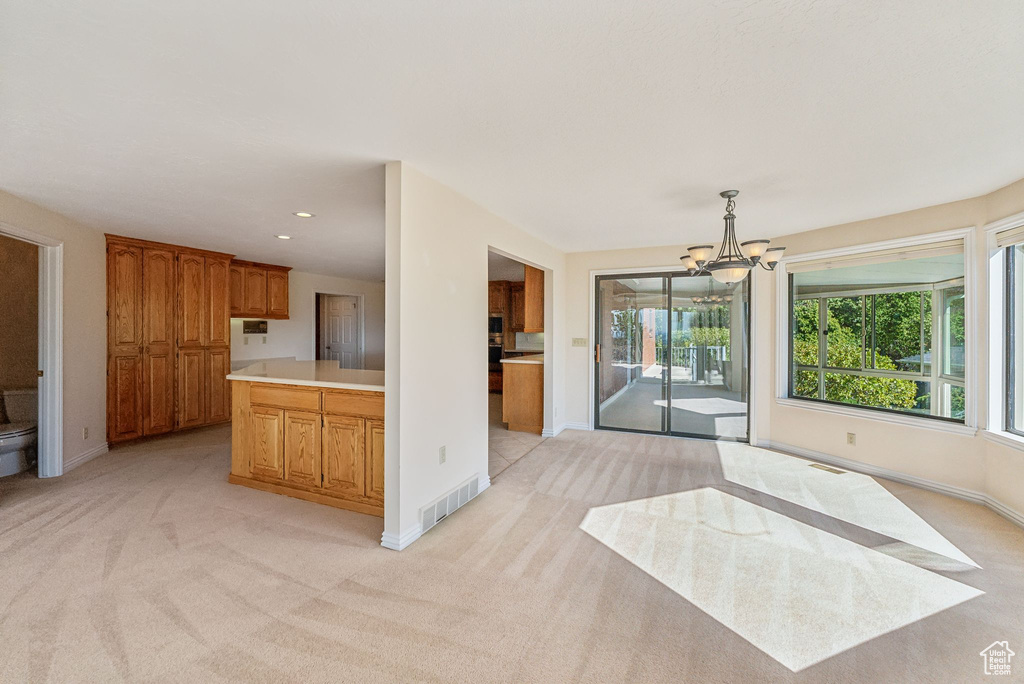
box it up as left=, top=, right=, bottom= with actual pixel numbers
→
left=775, top=227, right=976, bottom=433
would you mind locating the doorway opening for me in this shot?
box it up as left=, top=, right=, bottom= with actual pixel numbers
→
left=487, top=250, right=546, bottom=480
left=0, top=222, right=62, bottom=477
left=315, top=293, right=364, bottom=368
left=594, top=271, right=750, bottom=441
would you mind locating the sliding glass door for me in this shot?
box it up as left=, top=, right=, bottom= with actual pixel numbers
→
left=594, top=272, right=749, bottom=441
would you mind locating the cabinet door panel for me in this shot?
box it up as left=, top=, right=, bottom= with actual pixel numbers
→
left=250, top=407, right=285, bottom=482
left=107, top=243, right=143, bottom=348
left=107, top=242, right=143, bottom=441
left=322, top=415, right=364, bottom=497
left=509, top=283, right=525, bottom=331
left=177, top=348, right=206, bottom=428
left=108, top=352, right=143, bottom=441
left=143, top=248, right=176, bottom=435
left=365, top=419, right=385, bottom=502
left=206, top=348, right=231, bottom=424
left=177, top=252, right=206, bottom=347
left=206, top=257, right=230, bottom=346
left=229, top=263, right=244, bottom=316
left=523, top=265, right=544, bottom=333
left=244, top=267, right=268, bottom=316
left=284, top=410, right=321, bottom=487
left=267, top=270, right=289, bottom=318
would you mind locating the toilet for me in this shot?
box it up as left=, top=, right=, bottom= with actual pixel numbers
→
left=0, top=388, right=37, bottom=477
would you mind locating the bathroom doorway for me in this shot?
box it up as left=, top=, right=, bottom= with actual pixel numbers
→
left=0, top=222, right=63, bottom=478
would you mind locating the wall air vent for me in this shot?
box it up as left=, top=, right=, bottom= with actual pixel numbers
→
left=420, top=476, right=481, bottom=534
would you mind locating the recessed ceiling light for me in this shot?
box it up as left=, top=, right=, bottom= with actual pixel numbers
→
left=293, top=211, right=315, bottom=218
left=275, top=234, right=292, bottom=240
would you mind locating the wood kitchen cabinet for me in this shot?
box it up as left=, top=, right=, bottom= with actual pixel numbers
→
left=177, top=347, right=206, bottom=429
left=230, top=260, right=292, bottom=319
left=230, top=380, right=385, bottom=516
left=206, top=347, right=231, bottom=424
left=229, top=263, right=244, bottom=316
left=508, top=282, right=525, bottom=331
left=106, top=234, right=234, bottom=443
left=365, top=419, right=385, bottom=502
left=488, top=281, right=508, bottom=314
left=267, top=269, right=289, bottom=317
left=250, top=406, right=285, bottom=482
left=523, top=265, right=544, bottom=333
left=206, top=257, right=231, bottom=346
left=106, top=242, right=144, bottom=442
left=142, top=247, right=176, bottom=436
left=284, top=410, right=321, bottom=487
left=322, top=415, right=365, bottom=497
left=243, top=266, right=267, bottom=316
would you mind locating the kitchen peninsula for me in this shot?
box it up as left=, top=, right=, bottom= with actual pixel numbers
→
left=500, top=354, right=543, bottom=434
left=227, top=360, right=385, bottom=516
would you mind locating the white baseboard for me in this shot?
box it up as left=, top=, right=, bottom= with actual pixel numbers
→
left=381, top=526, right=422, bottom=551
left=561, top=422, right=592, bottom=432
left=477, top=474, right=491, bottom=494
left=764, top=440, right=1024, bottom=530
left=62, top=443, right=108, bottom=473
left=541, top=425, right=564, bottom=438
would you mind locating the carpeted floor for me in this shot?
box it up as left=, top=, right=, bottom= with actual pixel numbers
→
left=1, top=425, right=1022, bottom=682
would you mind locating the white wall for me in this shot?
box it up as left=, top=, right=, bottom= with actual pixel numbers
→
left=383, top=162, right=566, bottom=548
left=0, top=189, right=108, bottom=468
left=231, top=270, right=385, bottom=370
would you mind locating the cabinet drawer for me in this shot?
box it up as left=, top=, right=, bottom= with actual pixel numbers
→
left=323, top=390, right=384, bottom=419
left=250, top=383, right=321, bottom=411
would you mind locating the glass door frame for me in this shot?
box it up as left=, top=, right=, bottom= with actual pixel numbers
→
left=592, top=270, right=751, bottom=443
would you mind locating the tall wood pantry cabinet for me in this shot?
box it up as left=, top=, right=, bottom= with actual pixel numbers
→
left=106, top=235, right=234, bottom=443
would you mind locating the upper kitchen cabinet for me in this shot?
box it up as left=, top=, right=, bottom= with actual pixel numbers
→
left=229, top=263, right=244, bottom=316
left=230, top=260, right=292, bottom=319
left=508, top=282, right=525, bottom=332
left=488, top=280, right=508, bottom=314
left=523, top=265, right=544, bottom=333
left=243, top=266, right=267, bottom=316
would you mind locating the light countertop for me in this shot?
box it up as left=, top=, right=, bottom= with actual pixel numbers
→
left=499, top=353, right=544, bottom=365
left=227, top=360, right=384, bottom=391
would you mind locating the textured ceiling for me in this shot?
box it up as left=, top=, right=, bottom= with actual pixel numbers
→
left=2, top=1, right=1022, bottom=279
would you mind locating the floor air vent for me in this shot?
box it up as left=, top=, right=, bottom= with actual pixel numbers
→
left=421, top=476, right=480, bottom=534
left=810, top=463, right=846, bottom=474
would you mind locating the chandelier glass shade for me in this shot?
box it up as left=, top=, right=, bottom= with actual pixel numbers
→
left=681, top=190, right=784, bottom=284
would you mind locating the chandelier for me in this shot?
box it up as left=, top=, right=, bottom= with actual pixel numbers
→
left=680, top=190, right=785, bottom=284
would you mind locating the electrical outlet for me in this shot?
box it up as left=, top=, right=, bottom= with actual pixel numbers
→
left=83, top=427, right=89, bottom=440
left=244, top=337, right=249, bottom=345
left=439, top=446, right=446, bottom=464
left=846, top=432, right=856, bottom=446
left=572, top=338, right=588, bottom=347
left=261, top=336, right=267, bottom=344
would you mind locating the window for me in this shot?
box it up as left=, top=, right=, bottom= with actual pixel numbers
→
left=1006, top=243, right=1024, bottom=435
left=788, top=243, right=966, bottom=422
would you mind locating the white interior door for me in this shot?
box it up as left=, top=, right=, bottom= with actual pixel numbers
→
left=322, top=295, right=361, bottom=368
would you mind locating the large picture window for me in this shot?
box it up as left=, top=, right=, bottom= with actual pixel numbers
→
left=787, top=243, right=966, bottom=422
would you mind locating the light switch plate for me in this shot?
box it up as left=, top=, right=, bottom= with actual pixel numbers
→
left=439, top=446, right=446, bottom=464
left=572, top=338, right=588, bottom=347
